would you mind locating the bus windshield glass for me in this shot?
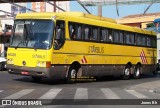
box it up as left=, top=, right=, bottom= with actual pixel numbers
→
left=10, top=20, right=54, bottom=49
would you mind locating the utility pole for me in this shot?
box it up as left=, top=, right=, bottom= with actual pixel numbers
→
left=98, top=5, right=102, bottom=16
left=54, top=0, right=56, bottom=12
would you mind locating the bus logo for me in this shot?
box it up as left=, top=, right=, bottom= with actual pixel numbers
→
left=140, top=50, right=148, bottom=64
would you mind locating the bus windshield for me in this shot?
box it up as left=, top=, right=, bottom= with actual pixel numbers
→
left=10, top=20, right=54, bottom=49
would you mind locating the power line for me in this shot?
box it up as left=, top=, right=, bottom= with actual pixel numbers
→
left=0, top=0, right=36, bottom=12
left=46, top=0, right=65, bottom=12
left=77, top=0, right=91, bottom=14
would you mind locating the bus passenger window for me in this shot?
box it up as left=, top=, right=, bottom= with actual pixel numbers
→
left=108, top=29, right=113, bottom=42
left=69, top=24, right=74, bottom=38
left=91, top=27, right=98, bottom=41
left=113, top=31, right=119, bottom=43
left=125, top=33, right=130, bottom=44
left=151, top=37, right=156, bottom=47
left=54, top=21, right=65, bottom=49
left=100, top=29, right=108, bottom=42
left=147, top=37, right=151, bottom=46
left=137, top=35, right=142, bottom=45
left=84, top=26, right=90, bottom=40
left=76, top=25, right=82, bottom=39
left=130, top=33, right=135, bottom=45
left=119, top=32, right=124, bottom=43
left=142, top=36, right=146, bottom=46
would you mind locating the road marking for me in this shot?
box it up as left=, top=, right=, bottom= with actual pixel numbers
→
left=125, top=89, right=149, bottom=99
left=0, top=90, right=3, bottom=93
left=3, top=89, right=34, bottom=99
left=39, top=88, right=62, bottom=99
left=74, top=88, right=88, bottom=99
left=101, top=88, right=120, bottom=99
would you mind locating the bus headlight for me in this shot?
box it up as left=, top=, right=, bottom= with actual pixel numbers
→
left=42, top=62, right=45, bottom=67
left=37, top=61, right=51, bottom=68
left=7, top=59, right=13, bottom=64
left=37, top=62, right=41, bottom=67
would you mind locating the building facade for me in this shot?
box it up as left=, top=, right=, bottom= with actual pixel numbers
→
left=116, top=12, right=160, bottom=29
left=26, top=1, right=70, bottom=12
left=0, top=1, right=70, bottom=15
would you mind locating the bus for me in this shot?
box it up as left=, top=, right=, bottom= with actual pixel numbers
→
left=6, top=12, right=157, bottom=83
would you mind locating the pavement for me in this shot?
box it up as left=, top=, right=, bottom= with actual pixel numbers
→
left=130, top=79, right=160, bottom=94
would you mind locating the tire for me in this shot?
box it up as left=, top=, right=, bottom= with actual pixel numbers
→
left=122, top=65, right=131, bottom=80
left=0, top=62, right=5, bottom=71
left=67, top=67, right=78, bottom=84
left=133, top=65, right=141, bottom=79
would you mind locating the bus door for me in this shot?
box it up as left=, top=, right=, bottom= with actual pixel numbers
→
left=54, top=20, right=65, bottom=50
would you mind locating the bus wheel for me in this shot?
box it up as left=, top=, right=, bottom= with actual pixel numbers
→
left=133, top=65, right=141, bottom=79
left=32, top=76, right=42, bottom=82
left=67, top=67, right=77, bottom=83
left=122, top=65, right=131, bottom=80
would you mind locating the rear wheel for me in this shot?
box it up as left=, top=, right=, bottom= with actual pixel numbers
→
left=122, top=65, right=131, bottom=80
left=133, top=65, right=141, bottom=79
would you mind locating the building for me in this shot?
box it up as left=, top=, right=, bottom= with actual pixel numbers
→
left=0, top=1, right=70, bottom=31
left=116, top=12, right=160, bottom=29
left=0, top=1, right=70, bottom=15
left=26, top=1, right=70, bottom=12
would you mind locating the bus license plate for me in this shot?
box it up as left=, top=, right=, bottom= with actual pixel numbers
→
left=21, top=71, right=29, bottom=75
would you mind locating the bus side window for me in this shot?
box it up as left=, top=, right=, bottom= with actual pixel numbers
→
left=76, top=24, right=82, bottom=39
left=54, top=20, right=65, bottom=49
left=84, top=26, right=90, bottom=40
left=147, top=37, right=151, bottom=46
left=119, top=31, right=124, bottom=43
left=108, top=29, right=113, bottom=42
left=125, top=33, right=130, bottom=44
left=113, top=30, right=119, bottom=43
left=130, top=33, right=135, bottom=45
left=69, top=23, right=74, bottom=39
left=100, top=28, right=108, bottom=42
left=137, top=34, right=142, bottom=46
left=91, top=26, right=98, bottom=41
left=151, top=37, right=156, bottom=47
left=142, top=35, right=146, bottom=46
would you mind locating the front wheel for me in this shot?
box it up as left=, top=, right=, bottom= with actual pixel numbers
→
left=67, top=67, right=78, bottom=83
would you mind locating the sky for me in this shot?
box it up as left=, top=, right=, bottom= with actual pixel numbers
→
left=70, top=1, right=160, bottom=19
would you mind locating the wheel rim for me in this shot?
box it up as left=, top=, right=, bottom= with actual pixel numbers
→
left=136, top=68, right=140, bottom=76
left=125, top=68, right=130, bottom=76
left=71, top=69, right=76, bottom=78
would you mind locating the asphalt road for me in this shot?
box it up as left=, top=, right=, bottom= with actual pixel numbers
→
left=0, top=71, right=160, bottom=108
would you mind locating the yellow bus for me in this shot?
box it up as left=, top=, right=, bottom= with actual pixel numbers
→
left=7, top=12, right=157, bottom=83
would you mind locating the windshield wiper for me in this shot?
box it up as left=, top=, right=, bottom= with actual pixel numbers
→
left=15, top=41, right=27, bottom=49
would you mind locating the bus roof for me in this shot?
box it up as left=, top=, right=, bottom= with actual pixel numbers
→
left=16, top=12, right=156, bottom=36
left=16, top=12, right=117, bottom=23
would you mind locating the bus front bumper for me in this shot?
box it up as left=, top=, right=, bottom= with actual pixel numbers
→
left=6, top=64, right=68, bottom=79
